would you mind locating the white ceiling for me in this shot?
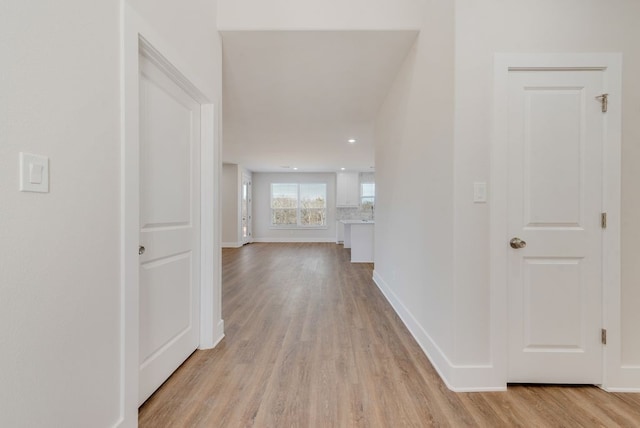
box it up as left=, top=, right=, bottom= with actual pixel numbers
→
left=221, top=30, right=418, bottom=172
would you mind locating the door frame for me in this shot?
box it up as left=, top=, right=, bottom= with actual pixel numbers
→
left=119, top=5, right=223, bottom=426
left=490, top=53, right=622, bottom=389
left=241, top=171, right=252, bottom=245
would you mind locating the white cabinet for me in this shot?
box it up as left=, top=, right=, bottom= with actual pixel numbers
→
left=350, top=223, right=374, bottom=263
left=336, top=221, right=344, bottom=243
left=336, top=172, right=359, bottom=207
left=340, top=220, right=375, bottom=262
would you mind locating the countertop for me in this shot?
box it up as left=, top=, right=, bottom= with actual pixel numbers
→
left=339, top=220, right=375, bottom=224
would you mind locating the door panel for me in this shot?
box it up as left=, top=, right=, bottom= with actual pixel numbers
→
left=523, top=258, right=583, bottom=349
left=507, top=70, right=603, bottom=383
left=138, top=54, right=201, bottom=405
left=524, top=89, right=583, bottom=226
left=140, top=253, right=192, bottom=361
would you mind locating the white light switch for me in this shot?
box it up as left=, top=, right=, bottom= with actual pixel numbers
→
left=29, top=164, right=44, bottom=184
left=20, top=152, right=49, bottom=193
left=473, top=182, right=487, bottom=203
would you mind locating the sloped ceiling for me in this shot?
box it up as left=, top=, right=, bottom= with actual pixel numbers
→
left=221, top=30, right=418, bottom=172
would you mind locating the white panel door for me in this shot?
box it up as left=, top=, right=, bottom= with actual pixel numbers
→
left=138, top=55, right=200, bottom=404
left=507, top=69, right=604, bottom=383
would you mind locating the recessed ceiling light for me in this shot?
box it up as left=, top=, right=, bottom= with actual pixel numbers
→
left=293, top=167, right=298, bottom=170
left=348, top=139, right=356, bottom=144
left=341, top=167, right=346, bottom=171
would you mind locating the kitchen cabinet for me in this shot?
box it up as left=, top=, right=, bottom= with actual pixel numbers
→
left=336, top=221, right=344, bottom=244
left=340, top=220, right=374, bottom=263
left=336, top=172, right=359, bottom=207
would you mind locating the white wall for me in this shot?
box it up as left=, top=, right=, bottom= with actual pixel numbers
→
left=374, top=0, right=640, bottom=391
left=252, top=173, right=337, bottom=242
left=129, top=0, right=222, bottom=100
left=1, top=1, right=121, bottom=426
left=373, top=0, right=456, bottom=384
left=0, top=0, right=223, bottom=425
left=453, top=0, right=640, bottom=389
left=222, top=164, right=240, bottom=246
left=217, top=0, right=425, bottom=30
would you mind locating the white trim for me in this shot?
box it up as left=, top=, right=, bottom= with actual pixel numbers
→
left=120, top=5, right=223, bottom=424
left=491, top=53, right=624, bottom=390
left=222, top=242, right=244, bottom=248
left=372, top=271, right=505, bottom=392
left=118, top=2, right=137, bottom=425
left=241, top=170, right=253, bottom=245
left=252, top=237, right=337, bottom=243
left=199, top=103, right=218, bottom=350
left=372, top=271, right=452, bottom=389
left=602, top=386, right=640, bottom=393
left=211, top=320, right=225, bottom=349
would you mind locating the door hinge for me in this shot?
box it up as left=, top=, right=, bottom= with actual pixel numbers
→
left=601, top=328, right=607, bottom=345
left=601, top=212, right=607, bottom=229
left=596, top=93, right=608, bottom=113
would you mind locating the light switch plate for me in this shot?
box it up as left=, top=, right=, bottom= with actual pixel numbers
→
left=473, top=182, right=487, bottom=203
left=19, top=152, right=49, bottom=193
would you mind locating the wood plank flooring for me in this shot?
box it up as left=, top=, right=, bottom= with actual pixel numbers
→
left=139, top=243, right=640, bottom=427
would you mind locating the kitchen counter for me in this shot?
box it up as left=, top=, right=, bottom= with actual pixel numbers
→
left=340, top=220, right=374, bottom=263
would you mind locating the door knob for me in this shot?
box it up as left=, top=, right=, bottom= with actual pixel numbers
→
left=510, top=237, right=526, bottom=249
left=139, top=245, right=146, bottom=255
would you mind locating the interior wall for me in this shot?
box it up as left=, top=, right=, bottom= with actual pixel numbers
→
left=217, top=0, right=426, bottom=30
left=373, top=0, right=456, bottom=383
left=222, top=163, right=240, bottom=246
left=1, top=0, right=223, bottom=425
left=453, top=0, right=640, bottom=386
left=126, top=0, right=225, bottom=415
left=129, top=0, right=222, bottom=100
left=252, top=172, right=337, bottom=242
left=0, top=1, right=121, bottom=426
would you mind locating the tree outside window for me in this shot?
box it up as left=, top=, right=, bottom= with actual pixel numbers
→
left=271, top=183, right=326, bottom=227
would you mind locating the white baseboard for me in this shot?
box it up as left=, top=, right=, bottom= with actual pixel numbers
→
left=372, top=270, right=504, bottom=392
left=603, top=386, right=640, bottom=393
left=198, top=319, right=224, bottom=350
left=603, top=366, right=640, bottom=392
left=211, top=319, right=225, bottom=348
left=222, top=242, right=242, bottom=248
left=252, top=237, right=337, bottom=243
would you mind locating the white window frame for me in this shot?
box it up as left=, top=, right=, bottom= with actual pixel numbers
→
left=360, top=181, right=375, bottom=207
left=270, top=183, right=328, bottom=229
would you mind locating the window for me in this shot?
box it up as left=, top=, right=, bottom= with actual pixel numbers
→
left=271, top=183, right=327, bottom=227
left=361, top=182, right=375, bottom=209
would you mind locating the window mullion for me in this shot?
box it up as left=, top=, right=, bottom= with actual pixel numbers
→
left=297, top=183, right=301, bottom=227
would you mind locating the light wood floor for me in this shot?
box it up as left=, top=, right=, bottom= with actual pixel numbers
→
left=139, top=243, right=640, bottom=427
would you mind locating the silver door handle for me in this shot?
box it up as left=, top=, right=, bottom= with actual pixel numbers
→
left=510, top=237, right=526, bottom=249
left=139, top=245, right=146, bottom=255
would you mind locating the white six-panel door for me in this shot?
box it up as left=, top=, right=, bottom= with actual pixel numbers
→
left=507, top=69, right=604, bottom=383
left=138, top=54, right=201, bottom=404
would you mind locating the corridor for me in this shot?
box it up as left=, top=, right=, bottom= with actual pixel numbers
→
left=139, top=243, right=640, bottom=427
